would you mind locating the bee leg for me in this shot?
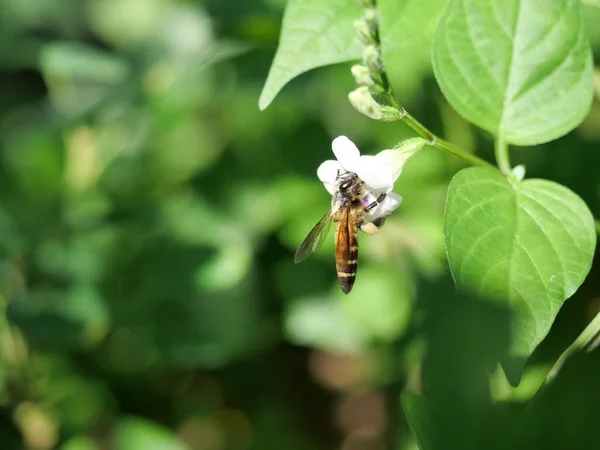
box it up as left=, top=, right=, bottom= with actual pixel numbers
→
left=359, top=222, right=379, bottom=235
left=365, top=193, right=387, bottom=212
left=372, top=215, right=389, bottom=229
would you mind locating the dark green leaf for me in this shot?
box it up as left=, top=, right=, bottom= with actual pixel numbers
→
left=401, top=393, right=432, bottom=450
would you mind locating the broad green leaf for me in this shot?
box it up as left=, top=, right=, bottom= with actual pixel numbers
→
left=379, top=0, right=450, bottom=98
left=401, top=393, right=432, bottom=450
left=433, top=0, right=594, bottom=145
left=259, top=0, right=362, bottom=110
left=445, top=168, right=595, bottom=382
left=583, top=4, right=600, bottom=48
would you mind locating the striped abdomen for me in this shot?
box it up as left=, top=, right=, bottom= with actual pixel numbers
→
left=334, top=212, right=359, bottom=294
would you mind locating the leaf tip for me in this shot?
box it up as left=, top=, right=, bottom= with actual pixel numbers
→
left=501, top=356, right=527, bottom=387
left=258, top=90, right=272, bottom=111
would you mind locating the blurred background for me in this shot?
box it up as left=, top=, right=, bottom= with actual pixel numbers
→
left=0, top=0, right=599, bottom=449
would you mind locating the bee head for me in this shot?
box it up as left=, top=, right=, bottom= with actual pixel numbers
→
left=336, top=172, right=359, bottom=192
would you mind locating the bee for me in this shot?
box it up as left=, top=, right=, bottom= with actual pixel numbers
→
left=294, top=172, right=388, bottom=294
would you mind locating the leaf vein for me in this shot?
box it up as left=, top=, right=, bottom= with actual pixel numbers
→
left=457, top=223, right=507, bottom=284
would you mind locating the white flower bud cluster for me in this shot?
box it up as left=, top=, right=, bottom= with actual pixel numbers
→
left=348, top=2, right=397, bottom=122
left=348, top=87, right=402, bottom=122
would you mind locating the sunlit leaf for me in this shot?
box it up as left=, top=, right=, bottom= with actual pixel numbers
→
left=444, top=168, right=595, bottom=383
left=583, top=3, right=600, bottom=47
left=433, top=0, right=593, bottom=145
left=259, top=0, right=362, bottom=110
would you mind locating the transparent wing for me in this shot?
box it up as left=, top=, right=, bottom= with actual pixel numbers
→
left=294, top=210, right=334, bottom=263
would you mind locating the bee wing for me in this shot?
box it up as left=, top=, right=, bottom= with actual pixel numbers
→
left=294, top=210, right=334, bottom=263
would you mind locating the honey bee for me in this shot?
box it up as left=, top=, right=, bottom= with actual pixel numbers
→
left=294, top=172, right=388, bottom=294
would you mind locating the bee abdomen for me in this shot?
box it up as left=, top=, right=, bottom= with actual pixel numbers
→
left=336, top=246, right=358, bottom=294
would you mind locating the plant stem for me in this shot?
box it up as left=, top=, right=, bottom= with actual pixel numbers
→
left=595, top=220, right=600, bottom=235
left=434, top=137, right=497, bottom=169
left=525, top=309, right=600, bottom=412
left=494, top=135, right=512, bottom=174
left=380, top=73, right=496, bottom=170
left=546, top=310, right=600, bottom=382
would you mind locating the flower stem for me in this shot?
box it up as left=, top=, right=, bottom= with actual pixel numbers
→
left=494, top=135, right=512, bottom=174
left=434, top=137, right=496, bottom=169
left=380, top=73, right=495, bottom=170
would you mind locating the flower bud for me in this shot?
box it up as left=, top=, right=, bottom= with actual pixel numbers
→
left=351, top=64, right=374, bottom=87
left=348, top=87, right=403, bottom=122
left=354, top=18, right=375, bottom=45
left=380, top=106, right=404, bottom=122
left=369, top=83, right=386, bottom=96
left=348, top=86, right=383, bottom=120
left=364, top=8, right=378, bottom=31
left=511, top=164, right=526, bottom=181
left=363, top=44, right=383, bottom=74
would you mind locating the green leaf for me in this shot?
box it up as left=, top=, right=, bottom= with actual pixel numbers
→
left=379, top=0, right=450, bottom=97
left=40, top=41, right=129, bottom=83
left=61, top=435, right=99, bottom=450
left=113, top=417, right=188, bottom=450
left=340, top=265, right=413, bottom=342
left=583, top=3, right=600, bottom=47
left=401, top=393, right=432, bottom=450
left=259, top=0, right=362, bottom=110
left=432, top=0, right=594, bottom=145
left=444, top=168, right=596, bottom=382
left=285, top=297, right=368, bottom=354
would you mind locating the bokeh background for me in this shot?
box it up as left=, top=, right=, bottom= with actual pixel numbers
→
left=0, top=0, right=600, bottom=449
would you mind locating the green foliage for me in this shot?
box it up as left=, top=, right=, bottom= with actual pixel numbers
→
left=1, top=0, right=600, bottom=449
left=258, top=0, right=362, bottom=109
left=401, top=393, right=432, bottom=450
left=378, top=0, right=449, bottom=98
left=445, top=168, right=595, bottom=381
left=113, top=417, right=187, bottom=450
left=432, top=0, right=594, bottom=145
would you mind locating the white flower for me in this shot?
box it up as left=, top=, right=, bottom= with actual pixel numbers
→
left=317, top=135, right=415, bottom=220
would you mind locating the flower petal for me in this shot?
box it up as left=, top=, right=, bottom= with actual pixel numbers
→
left=367, top=192, right=403, bottom=220
left=317, top=160, right=341, bottom=194
left=332, top=136, right=361, bottom=172
left=373, top=149, right=404, bottom=182
left=374, top=138, right=427, bottom=182
left=354, top=155, right=393, bottom=192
